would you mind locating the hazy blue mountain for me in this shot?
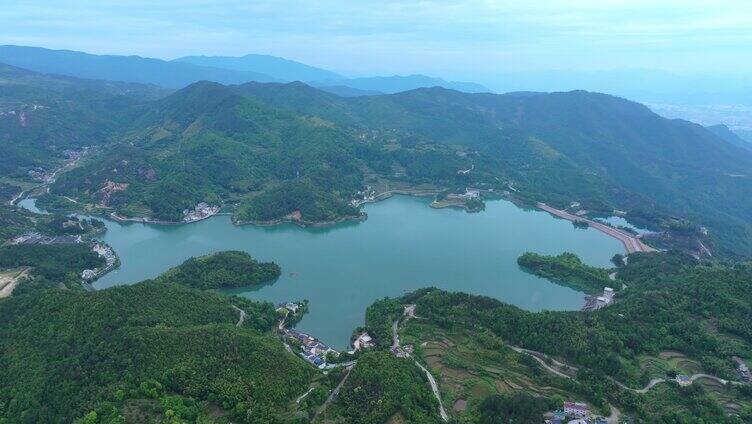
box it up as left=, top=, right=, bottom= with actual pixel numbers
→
left=735, top=129, right=752, bottom=143
left=485, top=69, right=752, bottom=105
left=0, top=45, right=491, bottom=95
left=0, top=45, right=278, bottom=88
left=707, top=124, right=752, bottom=151
left=173, top=53, right=342, bottom=82
left=315, top=74, right=491, bottom=94
left=315, top=84, right=382, bottom=97
left=174, top=54, right=490, bottom=94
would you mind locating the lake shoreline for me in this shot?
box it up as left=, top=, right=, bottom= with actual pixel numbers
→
left=232, top=212, right=368, bottom=228
left=88, top=195, right=621, bottom=349
left=87, top=188, right=438, bottom=229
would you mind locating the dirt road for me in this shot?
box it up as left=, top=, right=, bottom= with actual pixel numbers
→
left=313, top=364, right=354, bottom=422
left=393, top=306, right=448, bottom=421
left=0, top=267, right=31, bottom=298
left=231, top=305, right=246, bottom=327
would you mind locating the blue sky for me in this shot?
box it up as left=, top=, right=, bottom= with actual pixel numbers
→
left=2, top=0, right=751, bottom=82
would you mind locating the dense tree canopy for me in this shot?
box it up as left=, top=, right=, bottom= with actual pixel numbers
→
left=517, top=251, right=614, bottom=294
left=0, top=277, right=311, bottom=423
left=333, top=351, right=441, bottom=424
left=152, top=250, right=281, bottom=289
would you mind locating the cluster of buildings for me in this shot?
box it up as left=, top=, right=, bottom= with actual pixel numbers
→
left=582, top=287, right=615, bottom=311
left=350, top=186, right=377, bottom=207
left=8, top=231, right=83, bottom=246
left=544, top=402, right=607, bottom=424
left=446, top=188, right=481, bottom=201
left=182, top=202, right=220, bottom=223
left=27, top=168, right=56, bottom=183
left=97, top=180, right=130, bottom=206
left=26, top=149, right=85, bottom=183
left=93, top=243, right=116, bottom=268
left=282, top=328, right=338, bottom=369
left=279, top=301, right=301, bottom=314
left=675, top=374, right=692, bottom=387
left=348, top=332, right=375, bottom=354
left=391, top=344, right=414, bottom=358
left=81, top=243, right=117, bottom=281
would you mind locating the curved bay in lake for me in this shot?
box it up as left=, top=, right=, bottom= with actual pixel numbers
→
left=85, top=196, right=622, bottom=348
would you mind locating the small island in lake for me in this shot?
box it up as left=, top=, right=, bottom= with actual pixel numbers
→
left=153, top=250, right=281, bottom=289
left=517, top=251, right=614, bottom=295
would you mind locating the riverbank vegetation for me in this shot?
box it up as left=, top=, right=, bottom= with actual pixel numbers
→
left=152, top=250, right=281, bottom=289
left=517, top=251, right=614, bottom=294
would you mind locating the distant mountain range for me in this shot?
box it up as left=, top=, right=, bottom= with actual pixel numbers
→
left=0, top=45, right=490, bottom=94
left=311, top=74, right=489, bottom=94
left=173, top=54, right=342, bottom=83
left=0, top=45, right=278, bottom=88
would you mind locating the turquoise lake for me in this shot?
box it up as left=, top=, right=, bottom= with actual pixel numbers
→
left=23, top=196, right=622, bottom=348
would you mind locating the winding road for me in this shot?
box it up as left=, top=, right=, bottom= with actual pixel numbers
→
left=509, top=346, right=577, bottom=379
left=231, top=305, right=246, bottom=327
left=508, top=344, right=744, bottom=393
left=8, top=155, right=85, bottom=206
left=393, top=305, right=448, bottom=422
left=312, top=364, right=355, bottom=422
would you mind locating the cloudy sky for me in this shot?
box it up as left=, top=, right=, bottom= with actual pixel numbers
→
left=2, top=0, right=751, bottom=82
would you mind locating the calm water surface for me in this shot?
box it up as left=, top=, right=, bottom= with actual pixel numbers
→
left=74, top=196, right=621, bottom=348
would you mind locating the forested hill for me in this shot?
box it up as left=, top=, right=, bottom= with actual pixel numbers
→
left=237, top=83, right=752, bottom=256
left=153, top=251, right=281, bottom=289
left=0, top=63, right=166, bottom=176
left=50, top=80, right=367, bottom=222
left=4, top=62, right=752, bottom=255
left=0, top=278, right=312, bottom=422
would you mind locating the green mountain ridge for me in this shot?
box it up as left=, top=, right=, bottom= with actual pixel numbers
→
left=0, top=45, right=279, bottom=88
left=4, top=63, right=752, bottom=256
left=0, top=62, right=167, bottom=176
left=235, top=82, right=752, bottom=255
